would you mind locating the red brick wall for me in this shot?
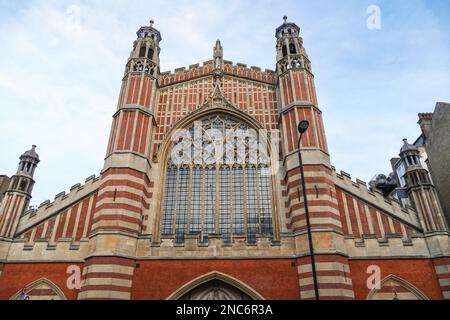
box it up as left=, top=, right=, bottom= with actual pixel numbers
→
left=0, top=263, right=81, bottom=300
left=349, top=259, right=443, bottom=300
left=131, top=259, right=300, bottom=300
left=0, top=259, right=445, bottom=300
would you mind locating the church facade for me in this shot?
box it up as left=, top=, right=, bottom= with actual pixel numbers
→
left=0, top=18, right=449, bottom=300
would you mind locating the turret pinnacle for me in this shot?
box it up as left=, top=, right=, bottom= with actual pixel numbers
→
left=213, top=39, right=223, bottom=69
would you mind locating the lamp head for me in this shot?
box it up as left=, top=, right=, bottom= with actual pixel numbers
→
left=298, top=120, right=309, bottom=134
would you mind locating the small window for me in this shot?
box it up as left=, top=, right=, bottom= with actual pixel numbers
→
left=139, top=46, right=146, bottom=58
left=289, top=43, right=296, bottom=54
left=147, top=48, right=154, bottom=60
left=282, top=45, right=288, bottom=57
left=20, top=180, right=27, bottom=192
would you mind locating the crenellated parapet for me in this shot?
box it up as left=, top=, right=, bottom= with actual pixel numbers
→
left=158, top=61, right=215, bottom=87
left=332, top=167, right=420, bottom=228
left=223, top=61, right=276, bottom=84
left=158, top=60, right=277, bottom=88
left=16, top=174, right=100, bottom=236
left=330, top=167, right=450, bottom=262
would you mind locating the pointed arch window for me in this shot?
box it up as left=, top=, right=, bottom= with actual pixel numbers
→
left=139, top=46, right=146, bottom=58
left=160, top=115, right=274, bottom=244
left=147, top=48, right=154, bottom=60
left=289, top=43, right=296, bottom=54
left=282, top=45, right=288, bottom=57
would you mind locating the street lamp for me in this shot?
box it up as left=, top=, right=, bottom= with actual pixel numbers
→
left=297, top=120, right=320, bottom=300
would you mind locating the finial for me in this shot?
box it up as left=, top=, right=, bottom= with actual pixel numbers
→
left=149, top=20, right=154, bottom=27
left=213, top=39, right=223, bottom=60
left=403, top=138, right=408, bottom=143
left=283, top=16, right=288, bottom=23
left=32, top=145, right=37, bottom=149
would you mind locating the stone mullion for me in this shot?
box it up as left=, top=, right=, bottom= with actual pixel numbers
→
left=242, top=163, right=248, bottom=240
left=432, top=190, right=448, bottom=231
left=309, top=107, right=320, bottom=148
left=256, top=165, right=262, bottom=234
left=186, top=164, right=193, bottom=237
left=172, top=167, right=181, bottom=236
left=129, top=110, right=138, bottom=152
left=200, top=165, right=206, bottom=242
left=215, top=164, right=220, bottom=234
left=112, top=111, right=124, bottom=153
left=137, top=72, right=145, bottom=106
left=270, top=172, right=281, bottom=242
left=301, top=108, right=310, bottom=146
left=229, top=165, right=234, bottom=240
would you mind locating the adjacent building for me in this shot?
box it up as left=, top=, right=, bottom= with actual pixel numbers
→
left=418, top=103, right=450, bottom=227
left=0, top=176, right=10, bottom=204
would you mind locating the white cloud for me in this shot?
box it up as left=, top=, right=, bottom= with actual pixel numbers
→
left=0, top=0, right=449, bottom=206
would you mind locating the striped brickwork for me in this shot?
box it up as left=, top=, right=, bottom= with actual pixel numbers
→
left=278, top=58, right=355, bottom=300
left=18, top=192, right=97, bottom=246
left=90, top=168, right=152, bottom=235
left=297, top=255, right=354, bottom=300
left=151, top=74, right=279, bottom=160
left=1, top=20, right=449, bottom=301
left=78, top=257, right=135, bottom=300
left=0, top=192, right=26, bottom=238
left=284, top=165, right=342, bottom=233
left=336, top=187, right=418, bottom=240
left=106, top=72, right=156, bottom=159
left=410, top=187, right=448, bottom=233
left=78, top=40, right=157, bottom=299
left=433, top=257, right=450, bottom=299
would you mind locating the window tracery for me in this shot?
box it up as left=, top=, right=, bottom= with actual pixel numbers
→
left=160, top=115, right=274, bottom=244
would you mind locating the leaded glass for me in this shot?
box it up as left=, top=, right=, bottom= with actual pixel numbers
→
left=160, top=115, right=274, bottom=243
left=162, top=166, right=177, bottom=235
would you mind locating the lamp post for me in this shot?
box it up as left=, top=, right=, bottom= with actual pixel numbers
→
left=297, top=120, right=320, bottom=300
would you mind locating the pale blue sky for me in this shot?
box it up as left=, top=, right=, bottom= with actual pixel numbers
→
left=0, top=0, right=449, bottom=206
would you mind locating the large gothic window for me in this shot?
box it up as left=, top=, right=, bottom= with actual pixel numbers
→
left=160, top=115, right=274, bottom=244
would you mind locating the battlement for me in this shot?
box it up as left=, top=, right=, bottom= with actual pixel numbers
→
left=418, top=112, right=433, bottom=121
left=17, top=174, right=100, bottom=234
left=345, top=233, right=432, bottom=259
left=158, top=60, right=277, bottom=87
left=223, top=60, right=276, bottom=84
left=158, top=61, right=214, bottom=87
left=331, top=166, right=420, bottom=228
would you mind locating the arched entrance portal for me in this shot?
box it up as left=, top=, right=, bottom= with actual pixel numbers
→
left=167, top=271, right=265, bottom=300
left=179, top=279, right=252, bottom=300
left=366, top=275, right=429, bottom=300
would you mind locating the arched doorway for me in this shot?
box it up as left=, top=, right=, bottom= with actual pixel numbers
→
left=367, top=275, right=429, bottom=300
left=179, top=279, right=252, bottom=300
left=167, top=271, right=265, bottom=300
left=10, top=278, right=66, bottom=300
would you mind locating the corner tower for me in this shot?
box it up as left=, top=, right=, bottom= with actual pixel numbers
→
left=78, top=21, right=161, bottom=300
left=400, top=139, right=447, bottom=233
left=98, top=20, right=160, bottom=236
left=276, top=17, right=354, bottom=300
left=0, top=146, right=39, bottom=238
left=105, top=19, right=160, bottom=159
